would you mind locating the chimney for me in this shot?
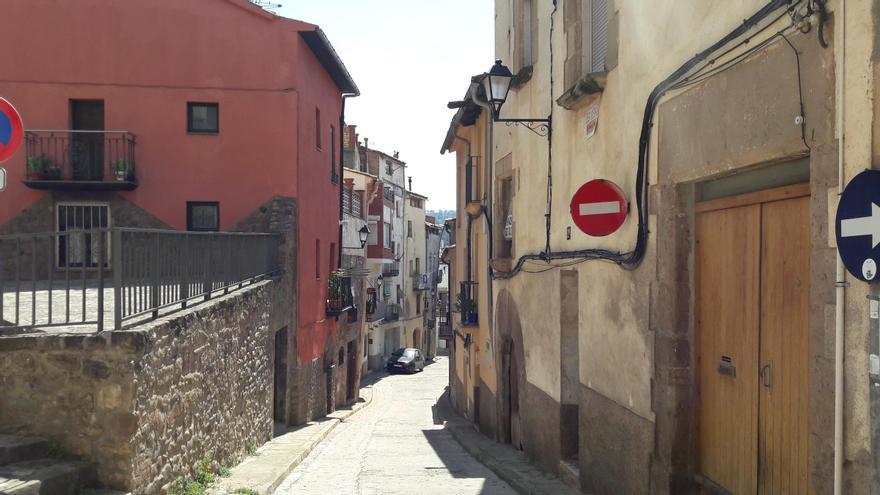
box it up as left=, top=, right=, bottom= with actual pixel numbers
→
left=364, top=137, right=369, bottom=150
left=408, top=177, right=412, bottom=191
left=343, top=125, right=358, bottom=150
left=393, top=151, right=399, bottom=159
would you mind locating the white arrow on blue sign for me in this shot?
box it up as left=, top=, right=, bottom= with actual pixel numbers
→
left=836, top=170, right=880, bottom=281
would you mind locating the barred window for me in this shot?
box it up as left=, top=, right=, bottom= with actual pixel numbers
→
left=56, top=203, right=110, bottom=268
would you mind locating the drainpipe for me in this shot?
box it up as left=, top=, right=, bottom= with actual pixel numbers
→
left=338, top=93, right=358, bottom=272
left=833, top=2, right=846, bottom=494
left=470, top=85, right=496, bottom=365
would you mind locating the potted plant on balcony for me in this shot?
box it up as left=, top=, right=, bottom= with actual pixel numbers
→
left=44, top=157, right=62, bottom=180
left=327, top=271, right=343, bottom=312
left=113, top=159, right=131, bottom=181
left=454, top=292, right=478, bottom=325
left=26, top=156, right=47, bottom=179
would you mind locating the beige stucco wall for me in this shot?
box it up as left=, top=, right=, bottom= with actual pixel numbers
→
left=480, top=0, right=879, bottom=491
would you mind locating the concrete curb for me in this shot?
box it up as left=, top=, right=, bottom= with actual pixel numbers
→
left=436, top=392, right=581, bottom=495
left=210, top=381, right=376, bottom=495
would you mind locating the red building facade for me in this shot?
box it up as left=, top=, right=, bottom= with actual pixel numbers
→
left=0, top=0, right=358, bottom=424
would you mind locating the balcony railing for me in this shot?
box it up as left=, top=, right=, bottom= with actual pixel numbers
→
left=0, top=228, right=280, bottom=332
left=24, top=130, right=137, bottom=190
left=412, top=272, right=427, bottom=291
left=458, top=281, right=478, bottom=326
left=382, top=262, right=400, bottom=277
left=385, top=303, right=400, bottom=321
left=326, top=273, right=354, bottom=316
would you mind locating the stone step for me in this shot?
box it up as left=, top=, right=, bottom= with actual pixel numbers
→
left=0, top=436, right=49, bottom=467
left=0, top=458, right=95, bottom=495
left=558, top=459, right=580, bottom=491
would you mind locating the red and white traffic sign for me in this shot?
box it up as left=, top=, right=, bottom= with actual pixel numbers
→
left=0, top=97, right=23, bottom=164
left=569, top=179, right=628, bottom=237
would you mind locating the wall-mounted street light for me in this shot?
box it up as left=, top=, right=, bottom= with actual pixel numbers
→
left=358, top=225, right=370, bottom=248
left=482, top=60, right=550, bottom=137
left=343, top=224, right=371, bottom=249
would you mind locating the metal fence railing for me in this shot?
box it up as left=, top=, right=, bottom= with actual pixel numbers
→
left=0, top=228, right=281, bottom=332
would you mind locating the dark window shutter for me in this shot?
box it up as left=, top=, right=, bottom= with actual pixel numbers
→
left=590, top=0, right=609, bottom=73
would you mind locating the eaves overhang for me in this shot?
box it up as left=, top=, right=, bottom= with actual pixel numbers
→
left=300, top=28, right=359, bottom=95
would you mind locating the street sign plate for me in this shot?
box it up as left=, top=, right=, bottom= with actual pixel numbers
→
left=0, top=97, right=23, bottom=164
left=569, top=179, right=628, bottom=237
left=835, top=169, right=880, bottom=281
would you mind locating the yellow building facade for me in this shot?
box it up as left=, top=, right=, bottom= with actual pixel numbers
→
left=443, top=0, right=880, bottom=493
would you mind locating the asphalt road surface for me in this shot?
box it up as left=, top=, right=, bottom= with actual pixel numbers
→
left=273, top=356, right=516, bottom=495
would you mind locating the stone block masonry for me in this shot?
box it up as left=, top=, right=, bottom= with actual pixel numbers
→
left=0, top=280, right=284, bottom=493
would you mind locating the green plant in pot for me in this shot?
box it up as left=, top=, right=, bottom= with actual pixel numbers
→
left=113, top=158, right=131, bottom=181
left=26, top=156, right=48, bottom=179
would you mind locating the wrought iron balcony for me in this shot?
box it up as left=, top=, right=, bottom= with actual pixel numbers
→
left=412, top=272, right=428, bottom=291
left=385, top=303, right=400, bottom=321
left=382, top=262, right=400, bottom=277
left=24, top=130, right=137, bottom=190
left=326, top=273, right=354, bottom=316
left=458, top=281, right=478, bottom=326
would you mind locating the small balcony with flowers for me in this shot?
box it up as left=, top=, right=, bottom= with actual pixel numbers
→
left=23, top=130, right=137, bottom=190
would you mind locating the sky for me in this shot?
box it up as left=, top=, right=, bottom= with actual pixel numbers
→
left=275, top=0, right=494, bottom=210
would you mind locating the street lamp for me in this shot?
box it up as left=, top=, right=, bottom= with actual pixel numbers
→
left=482, top=60, right=550, bottom=136
left=358, top=225, right=370, bottom=248
left=343, top=224, right=371, bottom=249
left=483, top=60, right=513, bottom=116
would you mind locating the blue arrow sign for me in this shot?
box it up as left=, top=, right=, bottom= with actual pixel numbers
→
left=836, top=170, right=880, bottom=281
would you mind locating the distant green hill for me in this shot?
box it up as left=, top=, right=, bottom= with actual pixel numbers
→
left=426, top=209, right=455, bottom=223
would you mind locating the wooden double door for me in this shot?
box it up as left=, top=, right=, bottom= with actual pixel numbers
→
left=696, top=185, right=811, bottom=495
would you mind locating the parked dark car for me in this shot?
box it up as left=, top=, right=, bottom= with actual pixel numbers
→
left=386, top=347, right=425, bottom=374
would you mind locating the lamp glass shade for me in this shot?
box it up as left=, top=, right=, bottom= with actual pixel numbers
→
left=358, top=225, right=370, bottom=247
left=484, top=60, right=513, bottom=115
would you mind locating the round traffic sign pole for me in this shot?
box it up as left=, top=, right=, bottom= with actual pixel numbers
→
left=569, top=179, right=629, bottom=237
left=0, top=97, right=24, bottom=164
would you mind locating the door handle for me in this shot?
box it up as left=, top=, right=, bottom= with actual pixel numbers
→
left=760, top=361, right=773, bottom=389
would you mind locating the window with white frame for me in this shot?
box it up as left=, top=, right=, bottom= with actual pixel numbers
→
left=56, top=203, right=110, bottom=268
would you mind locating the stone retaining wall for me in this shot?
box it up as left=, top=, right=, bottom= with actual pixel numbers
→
left=0, top=280, right=283, bottom=493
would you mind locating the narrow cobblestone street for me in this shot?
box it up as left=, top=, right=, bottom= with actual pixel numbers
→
left=273, top=357, right=516, bottom=495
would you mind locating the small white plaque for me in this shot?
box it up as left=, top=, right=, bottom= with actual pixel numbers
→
left=584, top=102, right=600, bottom=140
left=0, top=167, right=5, bottom=192
left=872, top=299, right=880, bottom=319
left=864, top=258, right=877, bottom=281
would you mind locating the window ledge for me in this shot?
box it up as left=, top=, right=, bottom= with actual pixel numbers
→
left=491, top=258, right=513, bottom=272
left=511, top=65, right=534, bottom=89
left=556, top=71, right=608, bottom=110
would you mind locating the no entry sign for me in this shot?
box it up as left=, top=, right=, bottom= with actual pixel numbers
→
left=836, top=170, right=880, bottom=281
left=0, top=98, right=23, bottom=164
left=569, top=179, right=628, bottom=237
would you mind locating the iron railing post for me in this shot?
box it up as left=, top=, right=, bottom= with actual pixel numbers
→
left=97, top=229, right=105, bottom=333
left=112, top=229, right=123, bottom=329
left=151, top=232, right=159, bottom=319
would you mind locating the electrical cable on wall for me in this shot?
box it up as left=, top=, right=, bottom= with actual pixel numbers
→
left=493, top=0, right=825, bottom=280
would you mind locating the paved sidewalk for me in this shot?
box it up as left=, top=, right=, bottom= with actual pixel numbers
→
left=435, top=391, right=583, bottom=495
left=209, top=375, right=377, bottom=495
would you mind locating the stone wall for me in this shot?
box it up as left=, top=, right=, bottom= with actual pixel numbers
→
left=130, top=281, right=279, bottom=494
left=0, top=331, right=140, bottom=489
left=0, top=280, right=284, bottom=493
